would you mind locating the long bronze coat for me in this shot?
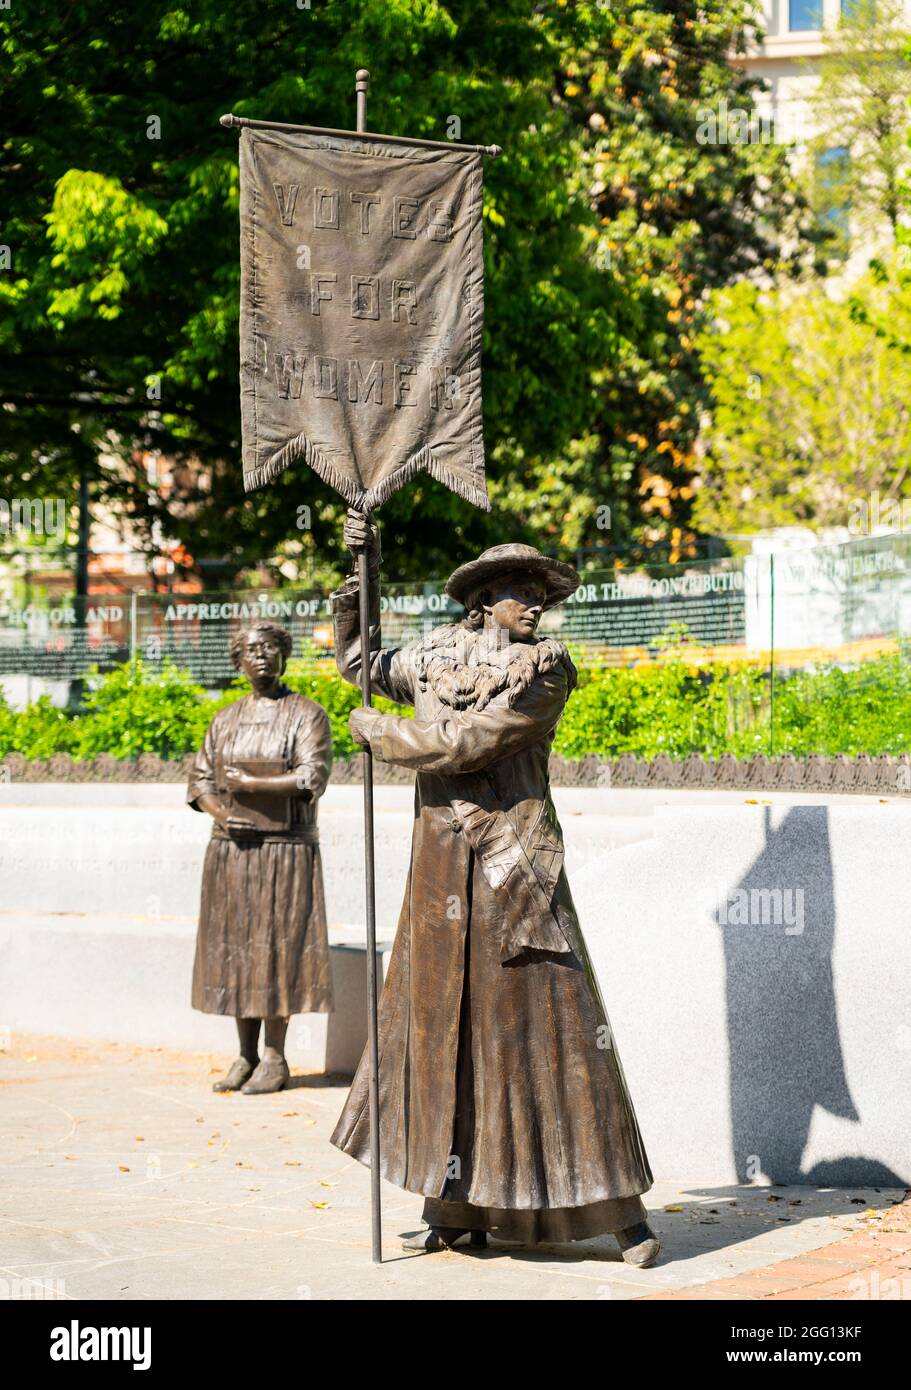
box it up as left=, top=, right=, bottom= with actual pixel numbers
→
left=188, top=688, right=334, bottom=1018
left=330, top=577, right=654, bottom=1241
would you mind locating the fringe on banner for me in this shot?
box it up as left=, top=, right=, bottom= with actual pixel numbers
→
left=244, top=434, right=363, bottom=505
left=245, top=437, right=490, bottom=514
left=362, top=445, right=490, bottom=512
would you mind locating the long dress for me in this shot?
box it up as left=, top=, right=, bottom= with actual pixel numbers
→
left=188, top=686, right=334, bottom=1018
left=329, top=576, right=654, bottom=1241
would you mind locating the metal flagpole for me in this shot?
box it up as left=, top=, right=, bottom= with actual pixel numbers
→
left=353, top=68, right=383, bottom=1267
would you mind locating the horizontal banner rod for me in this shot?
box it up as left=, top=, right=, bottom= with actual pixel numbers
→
left=219, top=113, right=502, bottom=158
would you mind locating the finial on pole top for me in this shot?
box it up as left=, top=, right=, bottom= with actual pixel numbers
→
left=355, top=69, right=370, bottom=134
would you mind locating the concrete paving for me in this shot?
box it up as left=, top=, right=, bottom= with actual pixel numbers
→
left=1, top=1033, right=904, bottom=1302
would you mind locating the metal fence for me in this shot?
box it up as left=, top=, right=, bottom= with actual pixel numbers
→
left=1, top=531, right=909, bottom=693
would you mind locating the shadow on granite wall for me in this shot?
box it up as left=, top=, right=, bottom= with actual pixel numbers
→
left=720, top=805, right=906, bottom=1188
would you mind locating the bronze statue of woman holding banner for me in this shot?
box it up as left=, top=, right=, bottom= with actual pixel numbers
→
left=188, top=621, right=334, bottom=1094
left=329, top=511, right=660, bottom=1264
left=221, top=68, right=655, bottom=1262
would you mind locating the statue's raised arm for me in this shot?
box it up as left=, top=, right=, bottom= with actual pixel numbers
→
left=331, top=507, right=416, bottom=709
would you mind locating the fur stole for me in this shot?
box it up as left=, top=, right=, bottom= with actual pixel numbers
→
left=412, top=623, right=577, bottom=712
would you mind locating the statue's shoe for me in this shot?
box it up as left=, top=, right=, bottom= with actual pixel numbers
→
left=616, top=1221, right=661, bottom=1267
left=240, top=1058, right=290, bottom=1094
left=402, top=1227, right=488, bottom=1254
left=212, top=1057, right=257, bottom=1092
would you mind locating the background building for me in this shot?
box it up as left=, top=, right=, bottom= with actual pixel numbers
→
left=736, top=1, right=911, bottom=266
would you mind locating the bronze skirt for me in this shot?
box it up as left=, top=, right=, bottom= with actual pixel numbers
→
left=191, top=836, right=333, bottom=1018
left=332, top=846, right=653, bottom=1234
left=420, top=870, right=650, bottom=1241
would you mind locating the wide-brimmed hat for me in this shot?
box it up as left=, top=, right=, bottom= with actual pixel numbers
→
left=445, top=543, right=581, bottom=611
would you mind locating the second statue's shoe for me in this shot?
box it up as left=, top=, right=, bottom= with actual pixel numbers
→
left=240, top=1058, right=290, bottom=1094
left=212, top=1057, right=257, bottom=1092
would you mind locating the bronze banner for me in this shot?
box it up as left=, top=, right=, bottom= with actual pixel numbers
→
left=238, top=128, right=489, bottom=511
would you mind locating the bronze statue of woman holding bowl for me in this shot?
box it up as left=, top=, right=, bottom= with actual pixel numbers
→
left=188, top=621, right=334, bottom=1094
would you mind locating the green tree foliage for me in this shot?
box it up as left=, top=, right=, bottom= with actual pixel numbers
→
left=1, top=0, right=614, bottom=584
left=693, top=270, right=911, bottom=536
left=1, top=1, right=818, bottom=584
left=541, top=0, right=822, bottom=563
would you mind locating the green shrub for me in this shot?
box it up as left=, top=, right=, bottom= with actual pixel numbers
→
left=74, top=659, right=212, bottom=760
left=769, top=653, right=911, bottom=757
left=0, top=694, right=80, bottom=759
left=555, top=659, right=769, bottom=760
left=3, top=649, right=911, bottom=765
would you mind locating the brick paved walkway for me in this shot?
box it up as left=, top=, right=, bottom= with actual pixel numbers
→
left=637, top=1194, right=911, bottom=1300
